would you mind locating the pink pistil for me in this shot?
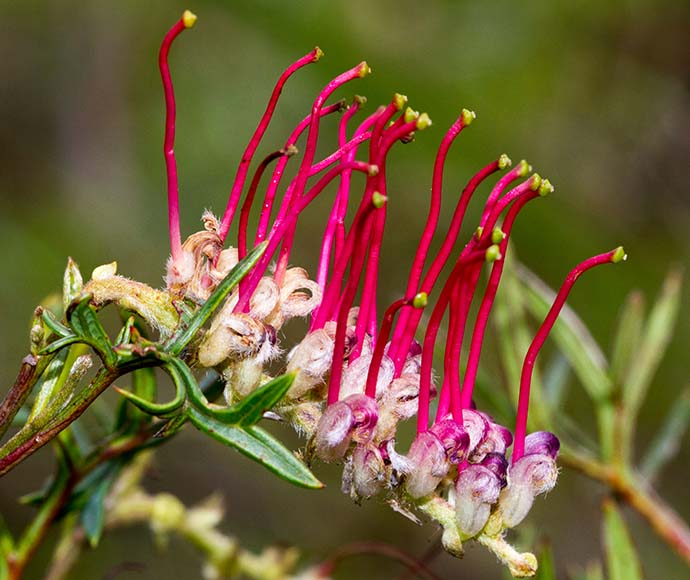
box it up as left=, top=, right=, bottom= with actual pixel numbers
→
left=416, top=249, right=488, bottom=433
left=459, top=191, right=539, bottom=410
left=391, top=158, right=506, bottom=374
left=234, top=161, right=375, bottom=313
left=395, top=112, right=472, bottom=346
left=238, top=149, right=288, bottom=261
left=217, top=48, right=322, bottom=244
left=364, top=297, right=417, bottom=398
left=159, top=13, right=195, bottom=262
left=254, top=101, right=346, bottom=246
left=512, top=247, right=626, bottom=462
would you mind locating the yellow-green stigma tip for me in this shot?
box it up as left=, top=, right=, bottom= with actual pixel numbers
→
left=475, top=226, right=483, bottom=240
left=314, top=47, right=324, bottom=61
left=491, top=228, right=506, bottom=244
left=517, top=159, right=531, bottom=177
left=367, top=164, right=380, bottom=177
left=372, top=191, right=387, bottom=208
left=283, top=144, right=299, bottom=157
left=461, top=108, right=476, bottom=126
left=529, top=173, right=542, bottom=191
left=358, top=62, right=372, bottom=77
left=393, top=93, right=408, bottom=110
left=354, top=95, right=367, bottom=105
left=611, top=246, right=627, bottom=263
left=412, top=292, right=428, bottom=308
left=404, top=107, right=419, bottom=124
left=485, top=245, right=502, bottom=262
left=498, top=154, right=512, bottom=169
left=182, top=10, right=197, bottom=28
left=416, top=112, right=432, bottom=130
left=538, top=178, right=554, bottom=196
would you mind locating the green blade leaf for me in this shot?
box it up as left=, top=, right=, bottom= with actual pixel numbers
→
left=114, top=362, right=185, bottom=418
left=165, top=241, right=267, bottom=355
left=66, top=295, right=117, bottom=366
left=62, top=257, right=83, bottom=314
left=622, top=270, right=681, bottom=419
left=534, top=541, right=556, bottom=580
left=609, top=291, right=645, bottom=387
left=188, top=407, right=322, bottom=489
left=639, top=386, right=690, bottom=481
left=41, top=309, right=74, bottom=340
left=602, top=498, right=643, bottom=580
left=209, top=373, right=295, bottom=426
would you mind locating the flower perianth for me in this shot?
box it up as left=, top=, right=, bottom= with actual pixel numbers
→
left=217, top=47, right=323, bottom=244
left=160, top=11, right=196, bottom=267
left=512, top=246, right=627, bottom=462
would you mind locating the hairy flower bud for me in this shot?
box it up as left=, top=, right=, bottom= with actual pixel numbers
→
left=249, top=276, right=280, bottom=322
left=351, top=443, right=387, bottom=499
left=460, top=409, right=489, bottom=456
left=198, top=312, right=267, bottom=368
left=430, top=419, right=470, bottom=464
left=470, top=417, right=513, bottom=462
left=340, top=353, right=394, bottom=399
left=313, top=394, right=378, bottom=462
left=454, top=463, right=503, bottom=537
left=498, top=453, right=559, bottom=528
left=523, top=430, right=560, bottom=459
left=404, top=431, right=448, bottom=498
left=286, top=329, right=334, bottom=399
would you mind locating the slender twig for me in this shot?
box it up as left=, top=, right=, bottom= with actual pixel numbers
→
left=0, top=355, right=40, bottom=441
left=560, top=448, right=690, bottom=566
left=315, top=541, right=443, bottom=580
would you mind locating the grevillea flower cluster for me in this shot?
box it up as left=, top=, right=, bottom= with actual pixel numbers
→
left=125, top=11, right=625, bottom=576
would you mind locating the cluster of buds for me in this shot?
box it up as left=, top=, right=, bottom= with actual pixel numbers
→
left=154, top=11, right=625, bottom=576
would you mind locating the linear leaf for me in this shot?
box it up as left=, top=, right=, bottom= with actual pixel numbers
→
left=609, top=291, right=645, bottom=386
left=639, top=386, right=690, bottom=481
left=166, top=242, right=267, bottom=355
left=622, top=270, right=681, bottom=418
left=602, top=498, right=643, bottom=580
left=189, top=407, right=322, bottom=489
left=208, top=373, right=295, bottom=426
left=66, top=295, right=117, bottom=366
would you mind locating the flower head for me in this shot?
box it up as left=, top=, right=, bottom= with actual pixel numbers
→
left=151, top=11, right=626, bottom=576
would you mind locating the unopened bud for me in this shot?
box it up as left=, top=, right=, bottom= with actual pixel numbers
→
left=455, top=464, right=502, bottom=537
left=499, top=454, right=558, bottom=528
left=404, top=431, right=448, bottom=498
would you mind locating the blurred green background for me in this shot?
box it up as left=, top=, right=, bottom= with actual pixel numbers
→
left=1, top=0, right=688, bottom=578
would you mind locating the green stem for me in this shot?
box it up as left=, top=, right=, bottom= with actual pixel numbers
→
left=0, top=355, right=44, bottom=441
left=0, top=368, right=119, bottom=476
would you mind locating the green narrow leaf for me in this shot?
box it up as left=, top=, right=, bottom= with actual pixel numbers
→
left=27, top=349, right=70, bottom=422
left=115, top=362, right=184, bottom=418
left=210, top=373, right=295, bottom=426
left=41, top=309, right=74, bottom=339
left=602, top=498, right=643, bottom=580
left=80, top=475, right=112, bottom=548
left=166, top=242, right=267, bottom=355
left=66, top=295, right=117, bottom=366
left=609, top=291, right=645, bottom=387
left=153, top=412, right=189, bottom=440
left=62, top=257, right=83, bottom=313
left=516, top=264, right=612, bottom=402
left=622, top=270, right=681, bottom=419
left=639, top=386, right=690, bottom=481
left=534, top=541, right=556, bottom=580
left=188, top=407, right=322, bottom=489
left=115, top=316, right=137, bottom=346
left=542, top=353, right=571, bottom=410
